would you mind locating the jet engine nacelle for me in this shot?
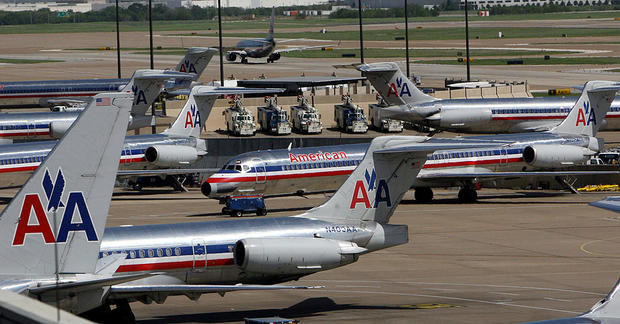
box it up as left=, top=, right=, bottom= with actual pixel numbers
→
left=144, top=145, right=199, bottom=167
left=234, top=237, right=363, bottom=275
left=437, top=108, right=492, bottom=130
left=50, top=120, right=74, bottom=139
left=523, top=144, right=595, bottom=168
left=268, top=53, right=281, bottom=62
left=225, top=52, right=237, bottom=62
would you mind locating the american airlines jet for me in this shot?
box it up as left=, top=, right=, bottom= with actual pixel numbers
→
left=204, top=80, right=620, bottom=206
left=0, top=48, right=217, bottom=141
left=357, top=62, right=620, bottom=133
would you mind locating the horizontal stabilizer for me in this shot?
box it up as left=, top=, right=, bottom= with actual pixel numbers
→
left=117, top=168, right=219, bottom=176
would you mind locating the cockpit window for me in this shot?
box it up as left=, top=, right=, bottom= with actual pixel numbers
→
left=235, top=165, right=242, bottom=172
left=225, top=165, right=235, bottom=170
left=242, top=165, right=250, bottom=171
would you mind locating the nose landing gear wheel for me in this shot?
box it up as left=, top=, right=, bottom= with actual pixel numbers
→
left=414, top=187, right=434, bottom=203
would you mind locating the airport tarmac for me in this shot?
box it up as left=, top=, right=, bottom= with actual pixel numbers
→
left=1, top=186, right=617, bottom=323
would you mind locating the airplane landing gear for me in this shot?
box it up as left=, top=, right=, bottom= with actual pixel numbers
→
left=241, top=57, right=248, bottom=64
left=458, top=187, right=478, bottom=203
left=414, top=187, right=434, bottom=203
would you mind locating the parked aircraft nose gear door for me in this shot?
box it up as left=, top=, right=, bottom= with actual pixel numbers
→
left=192, top=239, right=206, bottom=272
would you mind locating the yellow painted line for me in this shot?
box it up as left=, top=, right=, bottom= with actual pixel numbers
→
left=580, top=235, right=620, bottom=257
left=397, top=303, right=460, bottom=309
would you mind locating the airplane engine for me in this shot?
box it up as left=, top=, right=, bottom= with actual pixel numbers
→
left=234, top=237, right=362, bottom=275
left=268, top=53, right=281, bottom=62
left=144, top=145, right=198, bottom=167
left=225, top=52, right=237, bottom=62
left=523, top=144, right=595, bottom=168
left=49, top=120, right=74, bottom=138
left=437, top=108, right=491, bottom=130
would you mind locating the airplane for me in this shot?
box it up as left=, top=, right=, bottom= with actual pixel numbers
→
left=88, top=134, right=504, bottom=321
left=0, top=68, right=195, bottom=141
left=203, top=80, right=620, bottom=207
left=0, top=47, right=216, bottom=109
left=0, top=86, right=284, bottom=190
left=225, top=7, right=338, bottom=64
left=356, top=62, right=620, bottom=134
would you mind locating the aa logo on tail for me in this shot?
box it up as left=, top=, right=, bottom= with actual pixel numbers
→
left=387, top=77, right=412, bottom=98
left=179, top=60, right=197, bottom=74
left=131, top=85, right=147, bottom=105
left=12, top=168, right=97, bottom=245
left=350, top=169, right=391, bottom=209
left=576, top=102, right=596, bottom=126
left=184, top=104, right=202, bottom=128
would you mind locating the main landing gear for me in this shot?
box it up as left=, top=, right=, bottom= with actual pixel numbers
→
left=413, top=186, right=478, bottom=203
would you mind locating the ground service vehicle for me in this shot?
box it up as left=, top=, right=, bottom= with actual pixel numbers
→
left=290, top=96, right=322, bottom=134
left=224, top=98, right=257, bottom=136
left=368, top=95, right=403, bottom=132
left=334, top=95, right=368, bottom=133
left=257, top=96, right=291, bottom=135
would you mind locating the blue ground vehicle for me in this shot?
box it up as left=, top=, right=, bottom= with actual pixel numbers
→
left=221, top=195, right=267, bottom=217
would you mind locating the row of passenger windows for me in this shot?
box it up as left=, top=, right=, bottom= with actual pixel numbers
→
left=0, top=156, right=44, bottom=165
left=102, top=247, right=182, bottom=259
left=0, top=87, right=114, bottom=94
left=282, top=160, right=360, bottom=171
left=429, top=149, right=524, bottom=160
left=0, top=125, right=45, bottom=130
left=491, top=108, right=570, bottom=114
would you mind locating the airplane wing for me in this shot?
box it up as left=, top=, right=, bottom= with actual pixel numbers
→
left=117, top=168, right=220, bottom=177
left=418, top=170, right=620, bottom=181
left=227, top=50, right=248, bottom=57
left=109, top=284, right=323, bottom=302
left=591, top=196, right=620, bottom=213
left=274, top=43, right=340, bottom=54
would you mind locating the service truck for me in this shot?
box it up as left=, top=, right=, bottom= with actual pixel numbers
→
left=223, top=98, right=256, bottom=136
left=368, top=95, right=403, bottom=132
left=257, top=96, right=291, bottom=135
left=334, top=95, right=368, bottom=133
left=290, top=96, right=322, bottom=134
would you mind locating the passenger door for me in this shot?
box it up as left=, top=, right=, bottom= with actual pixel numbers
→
left=252, top=158, right=267, bottom=192
left=192, top=239, right=206, bottom=272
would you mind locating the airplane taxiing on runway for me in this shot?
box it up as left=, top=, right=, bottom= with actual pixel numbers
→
left=225, top=7, right=338, bottom=64
left=204, top=80, right=620, bottom=206
left=357, top=62, right=620, bottom=133
left=0, top=47, right=216, bottom=109
left=0, top=47, right=217, bottom=141
left=0, top=86, right=284, bottom=189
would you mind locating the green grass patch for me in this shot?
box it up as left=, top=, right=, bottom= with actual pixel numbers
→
left=188, top=27, right=620, bottom=41
left=608, top=69, right=620, bottom=73
left=420, top=56, right=620, bottom=65
left=0, top=58, right=61, bottom=64
left=282, top=48, right=571, bottom=58
left=0, top=11, right=617, bottom=34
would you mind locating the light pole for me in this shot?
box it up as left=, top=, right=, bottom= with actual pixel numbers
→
left=465, top=0, right=471, bottom=81
left=148, top=0, right=154, bottom=69
left=218, top=0, right=224, bottom=86
left=404, top=0, right=410, bottom=78
left=358, top=0, right=364, bottom=64
left=115, top=0, right=120, bottom=78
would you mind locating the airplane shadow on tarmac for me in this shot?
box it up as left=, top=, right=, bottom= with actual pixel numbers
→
left=187, top=206, right=314, bottom=218
left=136, top=297, right=413, bottom=323
left=400, top=191, right=571, bottom=205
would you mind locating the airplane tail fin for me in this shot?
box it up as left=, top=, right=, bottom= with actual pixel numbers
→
left=120, top=69, right=193, bottom=117
left=300, top=136, right=491, bottom=225
left=0, top=92, right=132, bottom=276
left=163, top=86, right=285, bottom=138
left=170, top=47, right=218, bottom=89
left=357, top=62, right=436, bottom=106
left=550, top=81, right=620, bottom=137
left=267, top=7, right=275, bottom=41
